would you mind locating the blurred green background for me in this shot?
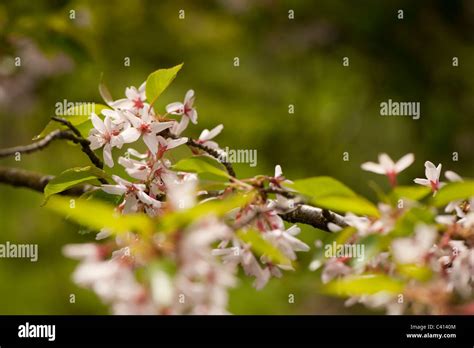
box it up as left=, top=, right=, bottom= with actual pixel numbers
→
left=0, top=0, right=473, bottom=314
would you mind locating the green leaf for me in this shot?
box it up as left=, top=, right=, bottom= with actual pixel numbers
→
left=43, top=166, right=111, bottom=203
left=173, top=156, right=229, bottom=180
left=146, top=64, right=183, bottom=103
left=316, top=196, right=380, bottom=217
left=321, top=274, right=405, bottom=297
left=432, top=181, right=474, bottom=207
left=288, top=176, right=355, bottom=199
left=47, top=196, right=153, bottom=235
left=396, top=264, right=432, bottom=282
left=34, top=103, right=109, bottom=139
left=391, top=185, right=431, bottom=201
left=81, top=188, right=123, bottom=206
left=237, top=229, right=291, bottom=266
left=286, top=176, right=379, bottom=217
left=349, top=234, right=390, bottom=269
left=310, top=227, right=357, bottom=271
left=157, top=193, right=253, bottom=233
left=389, top=207, right=435, bottom=238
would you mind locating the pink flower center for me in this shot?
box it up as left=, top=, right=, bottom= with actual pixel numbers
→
left=139, top=123, right=151, bottom=134
left=387, top=171, right=397, bottom=187
left=133, top=98, right=144, bottom=109
left=430, top=180, right=439, bottom=191
left=126, top=184, right=138, bottom=193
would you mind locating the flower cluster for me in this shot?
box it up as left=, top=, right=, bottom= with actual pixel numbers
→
left=309, top=154, right=474, bottom=314
left=58, top=71, right=472, bottom=315
left=64, top=79, right=310, bottom=314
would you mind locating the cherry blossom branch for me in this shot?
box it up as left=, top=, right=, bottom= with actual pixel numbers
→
left=0, top=166, right=92, bottom=195
left=0, top=166, right=344, bottom=232
left=0, top=128, right=104, bottom=171
left=0, top=130, right=74, bottom=157
left=51, top=117, right=105, bottom=170
left=280, top=205, right=347, bottom=231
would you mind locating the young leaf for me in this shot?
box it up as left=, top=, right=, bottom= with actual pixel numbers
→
left=349, top=234, right=390, bottom=269
left=157, top=193, right=253, bottom=233
left=43, top=166, right=111, bottom=202
left=47, top=196, right=153, bottom=235
left=287, top=176, right=355, bottom=199
left=172, top=156, right=229, bottom=180
left=320, top=274, right=405, bottom=297
left=286, top=176, right=379, bottom=217
left=237, top=229, right=292, bottom=266
left=396, top=264, right=433, bottom=282
left=316, top=195, right=380, bottom=217
left=146, top=64, right=183, bottom=104
left=34, top=103, right=109, bottom=139
left=389, top=207, right=435, bottom=238
left=391, top=185, right=431, bottom=201
left=310, top=227, right=357, bottom=271
left=432, top=181, right=474, bottom=207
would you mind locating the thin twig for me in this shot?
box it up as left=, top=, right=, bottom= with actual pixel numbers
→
left=186, top=138, right=236, bottom=178
left=51, top=116, right=82, bottom=137
left=0, top=130, right=74, bottom=157
left=51, top=117, right=105, bottom=171
left=0, top=166, right=93, bottom=196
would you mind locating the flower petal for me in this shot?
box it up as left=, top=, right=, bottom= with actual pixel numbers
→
left=187, top=108, right=198, bottom=124
left=120, top=127, right=141, bottom=143
left=361, top=162, right=385, bottom=174
left=184, top=89, right=195, bottom=106
left=424, top=161, right=438, bottom=181
left=394, top=153, right=414, bottom=173
left=103, top=143, right=114, bottom=167
left=414, top=178, right=429, bottom=186
left=378, top=153, right=394, bottom=172
left=101, top=185, right=126, bottom=195
left=91, top=113, right=106, bottom=133
left=109, top=99, right=134, bottom=110
left=151, top=121, right=174, bottom=134
left=274, top=165, right=283, bottom=178
left=143, top=134, right=159, bottom=154
left=88, top=135, right=103, bottom=150
left=166, top=102, right=184, bottom=115
left=209, top=124, right=223, bottom=139
left=167, top=137, right=188, bottom=150
left=125, top=87, right=139, bottom=101
left=445, top=170, right=462, bottom=182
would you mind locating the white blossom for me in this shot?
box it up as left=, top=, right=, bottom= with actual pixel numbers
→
left=361, top=153, right=414, bottom=186
left=125, top=105, right=174, bottom=154
left=110, top=81, right=147, bottom=111
left=88, top=113, right=139, bottom=167
left=391, top=224, right=437, bottom=264
left=414, top=161, right=443, bottom=195
left=197, top=124, right=223, bottom=149
left=102, top=175, right=161, bottom=214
